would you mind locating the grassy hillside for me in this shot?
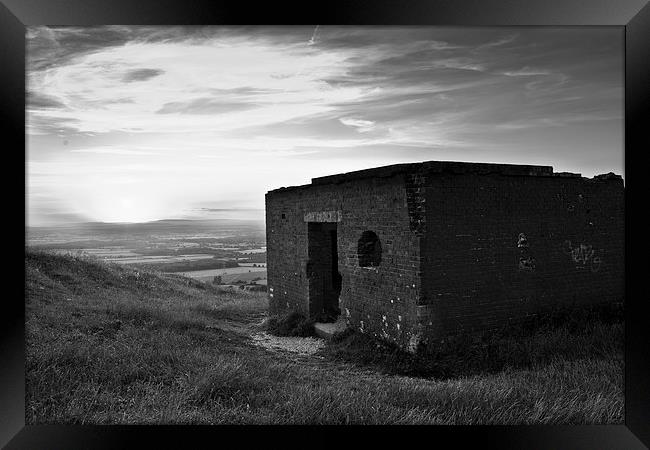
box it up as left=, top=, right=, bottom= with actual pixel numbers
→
left=25, top=251, right=623, bottom=424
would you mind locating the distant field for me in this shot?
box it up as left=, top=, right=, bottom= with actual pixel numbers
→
left=113, top=255, right=216, bottom=264
left=51, top=248, right=217, bottom=264
left=51, top=248, right=140, bottom=258
left=177, top=267, right=267, bottom=277
left=236, top=248, right=266, bottom=254
left=44, top=246, right=266, bottom=278
left=178, top=267, right=267, bottom=284
left=70, top=248, right=141, bottom=258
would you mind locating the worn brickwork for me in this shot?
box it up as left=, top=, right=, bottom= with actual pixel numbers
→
left=418, top=170, right=624, bottom=345
left=265, top=161, right=624, bottom=351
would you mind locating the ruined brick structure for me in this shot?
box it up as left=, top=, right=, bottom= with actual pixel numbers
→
left=265, top=161, right=624, bottom=352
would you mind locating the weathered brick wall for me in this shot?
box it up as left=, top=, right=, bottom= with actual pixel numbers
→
left=266, top=174, right=423, bottom=348
left=418, top=172, right=624, bottom=343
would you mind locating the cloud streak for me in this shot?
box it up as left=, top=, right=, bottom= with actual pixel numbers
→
left=156, top=98, right=260, bottom=115
left=69, top=147, right=161, bottom=156
left=122, top=68, right=164, bottom=82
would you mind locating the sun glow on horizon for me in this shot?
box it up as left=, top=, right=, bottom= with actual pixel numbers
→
left=70, top=193, right=170, bottom=224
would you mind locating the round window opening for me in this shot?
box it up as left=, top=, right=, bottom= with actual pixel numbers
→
left=358, top=231, right=382, bottom=267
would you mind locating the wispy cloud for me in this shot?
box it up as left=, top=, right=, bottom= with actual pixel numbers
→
left=339, top=117, right=375, bottom=132
left=477, top=33, right=518, bottom=49
left=122, top=68, right=164, bottom=82
left=69, top=147, right=161, bottom=156
left=156, top=98, right=260, bottom=115
left=502, top=67, right=551, bottom=77
left=27, top=92, right=68, bottom=110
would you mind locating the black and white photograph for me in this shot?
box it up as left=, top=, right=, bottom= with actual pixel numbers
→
left=24, top=23, right=628, bottom=426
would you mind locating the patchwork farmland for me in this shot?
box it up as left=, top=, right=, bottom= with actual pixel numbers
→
left=27, top=219, right=268, bottom=288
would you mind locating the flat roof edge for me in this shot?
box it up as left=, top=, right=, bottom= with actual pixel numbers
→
left=266, top=161, right=622, bottom=195
left=312, top=161, right=555, bottom=186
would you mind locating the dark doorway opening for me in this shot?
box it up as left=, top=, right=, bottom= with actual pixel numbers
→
left=307, top=222, right=341, bottom=321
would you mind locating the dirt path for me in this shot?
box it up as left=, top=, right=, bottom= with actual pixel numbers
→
left=207, top=312, right=328, bottom=358
left=249, top=332, right=326, bottom=357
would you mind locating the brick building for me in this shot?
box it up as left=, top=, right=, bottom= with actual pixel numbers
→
left=265, top=161, right=624, bottom=352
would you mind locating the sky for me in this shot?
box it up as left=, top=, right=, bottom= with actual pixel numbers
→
left=26, top=26, right=624, bottom=226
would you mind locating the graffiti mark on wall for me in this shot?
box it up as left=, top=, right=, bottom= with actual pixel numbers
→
left=519, top=256, right=536, bottom=271
left=517, top=233, right=535, bottom=271
left=562, top=240, right=603, bottom=272
left=517, top=233, right=529, bottom=248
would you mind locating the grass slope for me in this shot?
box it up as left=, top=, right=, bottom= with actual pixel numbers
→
left=25, top=250, right=623, bottom=424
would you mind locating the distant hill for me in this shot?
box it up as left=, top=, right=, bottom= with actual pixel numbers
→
left=27, top=218, right=264, bottom=236
left=26, top=218, right=266, bottom=247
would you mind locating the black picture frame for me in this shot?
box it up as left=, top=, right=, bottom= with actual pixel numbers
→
left=3, top=0, right=648, bottom=448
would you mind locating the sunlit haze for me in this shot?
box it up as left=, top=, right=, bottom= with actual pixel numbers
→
left=26, top=26, right=623, bottom=226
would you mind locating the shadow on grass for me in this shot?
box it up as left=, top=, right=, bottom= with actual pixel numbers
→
left=266, top=312, right=316, bottom=337
left=322, top=302, right=623, bottom=380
